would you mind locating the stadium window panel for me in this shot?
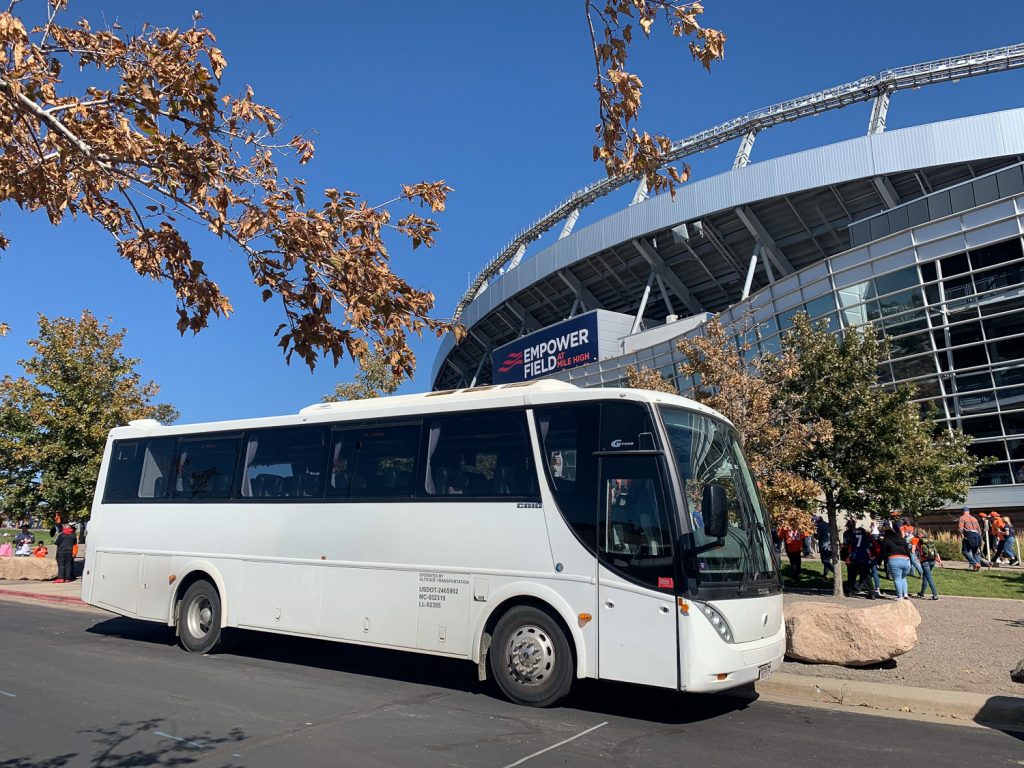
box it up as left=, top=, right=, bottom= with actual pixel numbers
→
left=173, top=436, right=240, bottom=500
left=919, top=261, right=938, bottom=283
left=877, top=362, right=894, bottom=385
left=889, top=332, right=931, bottom=360
left=949, top=321, right=984, bottom=347
left=241, top=427, right=326, bottom=499
left=1004, top=410, right=1024, bottom=436
left=941, top=252, right=971, bottom=277
left=949, top=184, right=975, bottom=214
left=874, top=267, right=919, bottom=299
left=990, top=336, right=1024, bottom=364
left=759, top=335, right=781, bottom=356
left=982, top=312, right=1024, bottom=341
left=997, top=387, right=1024, bottom=411
left=927, top=191, right=953, bottom=220
left=976, top=461, right=1013, bottom=486
left=804, top=295, right=835, bottom=319
left=958, top=388, right=997, bottom=415
left=960, top=415, right=1003, bottom=439
left=837, top=280, right=875, bottom=309
left=422, top=411, right=535, bottom=498
left=972, top=174, right=1000, bottom=205
left=891, top=355, right=934, bottom=383
left=970, top=239, right=1022, bottom=270
left=912, top=376, right=942, bottom=400
left=956, top=371, right=995, bottom=392
left=996, top=166, right=1024, bottom=198
left=942, top=275, right=974, bottom=301
left=951, top=344, right=990, bottom=370
left=906, top=199, right=930, bottom=228
left=994, top=367, right=1024, bottom=387
left=888, top=206, right=910, bottom=234
left=1008, top=437, right=1024, bottom=462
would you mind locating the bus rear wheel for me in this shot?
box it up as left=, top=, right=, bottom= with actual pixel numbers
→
left=177, top=580, right=225, bottom=654
left=489, top=606, right=573, bottom=707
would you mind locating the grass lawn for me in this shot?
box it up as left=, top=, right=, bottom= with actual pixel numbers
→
left=783, top=562, right=1024, bottom=599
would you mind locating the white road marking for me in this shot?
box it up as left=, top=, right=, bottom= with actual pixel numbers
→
left=500, top=721, right=608, bottom=768
left=0, top=690, right=15, bottom=697
left=153, top=731, right=206, bottom=749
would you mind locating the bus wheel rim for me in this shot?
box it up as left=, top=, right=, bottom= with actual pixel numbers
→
left=187, top=596, right=213, bottom=638
left=506, top=624, right=554, bottom=686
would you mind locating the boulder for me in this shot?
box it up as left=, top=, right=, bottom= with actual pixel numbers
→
left=0, top=556, right=58, bottom=580
left=1013, top=659, right=1024, bottom=684
left=785, top=599, right=921, bottom=667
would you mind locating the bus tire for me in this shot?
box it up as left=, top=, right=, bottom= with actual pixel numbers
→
left=489, top=605, right=573, bottom=707
left=177, top=580, right=225, bottom=654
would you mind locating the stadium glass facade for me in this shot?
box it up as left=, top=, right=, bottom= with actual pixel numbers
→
left=549, top=164, right=1024, bottom=503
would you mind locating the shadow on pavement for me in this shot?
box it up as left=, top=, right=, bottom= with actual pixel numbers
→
left=975, top=697, right=1024, bottom=742
left=0, top=717, right=246, bottom=767
left=86, top=617, right=754, bottom=725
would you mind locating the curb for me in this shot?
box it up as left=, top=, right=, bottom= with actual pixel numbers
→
left=753, top=671, right=1024, bottom=727
left=0, top=587, right=88, bottom=607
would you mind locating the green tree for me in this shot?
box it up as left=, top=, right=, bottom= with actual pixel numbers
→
left=781, top=313, right=981, bottom=596
left=0, top=310, right=178, bottom=523
left=323, top=351, right=401, bottom=402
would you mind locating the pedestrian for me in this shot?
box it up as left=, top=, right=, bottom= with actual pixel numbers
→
left=868, top=526, right=884, bottom=598
left=882, top=523, right=913, bottom=600
left=54, top=523, right=77, bottom=583
left=32, top=541, right=48, bottom=558
left=13, top=523, right=34, bottom=551
left=995, top=516, right=1019, bottom=566
left=900, top=516, right=923, bottom=577
left=780, top=527, right=803, bottom=576
left=915, top=530, right=943, bottom=600
left=958, top=506, right=984, bottom=571
left=816, top=515, right=834, bottom=577
left=844, top=521, right=875, bottom=599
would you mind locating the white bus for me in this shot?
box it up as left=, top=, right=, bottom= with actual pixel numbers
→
left=82, top=381, right=783, bottom=707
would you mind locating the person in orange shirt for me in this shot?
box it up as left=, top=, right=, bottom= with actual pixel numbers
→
left=779, top=527, right=804, bottom=577
left=32, top=542, right=48, bottom=558
left=899, top=517, right=923, bottom=577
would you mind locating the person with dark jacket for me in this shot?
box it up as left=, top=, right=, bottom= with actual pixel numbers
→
left=843, top=521, right=875, bottom=599
left=54, top=524, right=77, bottom=583
left=881, top=524, right=913, bottom=600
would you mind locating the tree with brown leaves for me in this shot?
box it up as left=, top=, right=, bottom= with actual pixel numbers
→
left=586, top=1, right=725, bottom=197
left=0, top=2, right=452, bottom=376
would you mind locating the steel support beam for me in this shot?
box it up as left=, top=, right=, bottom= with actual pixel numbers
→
left=872, top=175, right=901, bottom=209
left=680, top=239, right=731, bottom=302
left=631, top=269, right=656, bottom=335
left=630, top=177, right=649, bottom=206
left=732, top=130, right=757, bottom=169
left=558, top=208, right=581, bottom=239
left=505, top=298, right=541, bottom=334
left=631, top=238, right=703, bottom=315
left=468, top=342, right=491, bottom=387
left=741, top=245, right=760, bottom=301
left=868, top=90, right=891, bottom=135
left=557, top=269, right=601, bottom=313
left=568, top=296, right=581, bottom=318
left=654, top=273, right=675, bottom=317
left=735, top=205, right=795, bottom=275
left=506, top=243, right=527, bottom=271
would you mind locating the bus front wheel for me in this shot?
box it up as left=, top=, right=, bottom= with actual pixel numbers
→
left=177, top=580, right=225, bottom=654
left=489, top=606, right=573, bottom=707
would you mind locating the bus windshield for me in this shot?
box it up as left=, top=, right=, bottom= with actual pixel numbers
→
left=659, top=406, right=778, bottom=591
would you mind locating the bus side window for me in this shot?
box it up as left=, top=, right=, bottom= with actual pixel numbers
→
left=534, top=405, right=599, bottom=550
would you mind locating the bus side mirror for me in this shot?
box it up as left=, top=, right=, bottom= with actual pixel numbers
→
left=702, top=484, right=728, bottom=539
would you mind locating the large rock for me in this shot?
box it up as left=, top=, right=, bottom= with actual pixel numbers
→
left=1013, top=659, right=1024, bottom=684
left=0, top=556, right=58, bottom=580
left=785, top=599, right=921, bottom=667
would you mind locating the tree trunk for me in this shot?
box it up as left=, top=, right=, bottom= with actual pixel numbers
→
left=827, top=497, right=844, bottom=597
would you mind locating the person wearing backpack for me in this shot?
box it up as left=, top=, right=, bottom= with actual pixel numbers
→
left=915, top=530, right=943, bottom=600
left=995, top=516, right=1019, bottom=566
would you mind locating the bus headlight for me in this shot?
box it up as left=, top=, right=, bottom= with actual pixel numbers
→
left=695, top=602, right=734, bottom=643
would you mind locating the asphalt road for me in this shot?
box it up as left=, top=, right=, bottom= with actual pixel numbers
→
left=0, top=600, right=1020, bottom=768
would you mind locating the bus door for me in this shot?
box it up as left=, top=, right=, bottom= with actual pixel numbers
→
left=596, top=454, right=679, bottom=689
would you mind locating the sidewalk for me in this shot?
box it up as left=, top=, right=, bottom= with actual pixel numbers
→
left=0, top=576, right=89, bottom=606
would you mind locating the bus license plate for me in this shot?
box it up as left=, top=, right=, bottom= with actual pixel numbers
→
left=758, top=663, right=772, bottom=681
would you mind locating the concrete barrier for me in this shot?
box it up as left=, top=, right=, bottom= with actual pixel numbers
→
left=0, top=557, right=57, bottom=580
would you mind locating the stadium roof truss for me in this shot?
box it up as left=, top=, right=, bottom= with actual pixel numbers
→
left=434, top=44, right=1024, bottom=390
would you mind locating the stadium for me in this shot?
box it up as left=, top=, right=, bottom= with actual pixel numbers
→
left=431, top=45, right=1024, bottom=515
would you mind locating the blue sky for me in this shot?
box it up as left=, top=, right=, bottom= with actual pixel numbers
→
left=3, top=1, right=1024, bottom=424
